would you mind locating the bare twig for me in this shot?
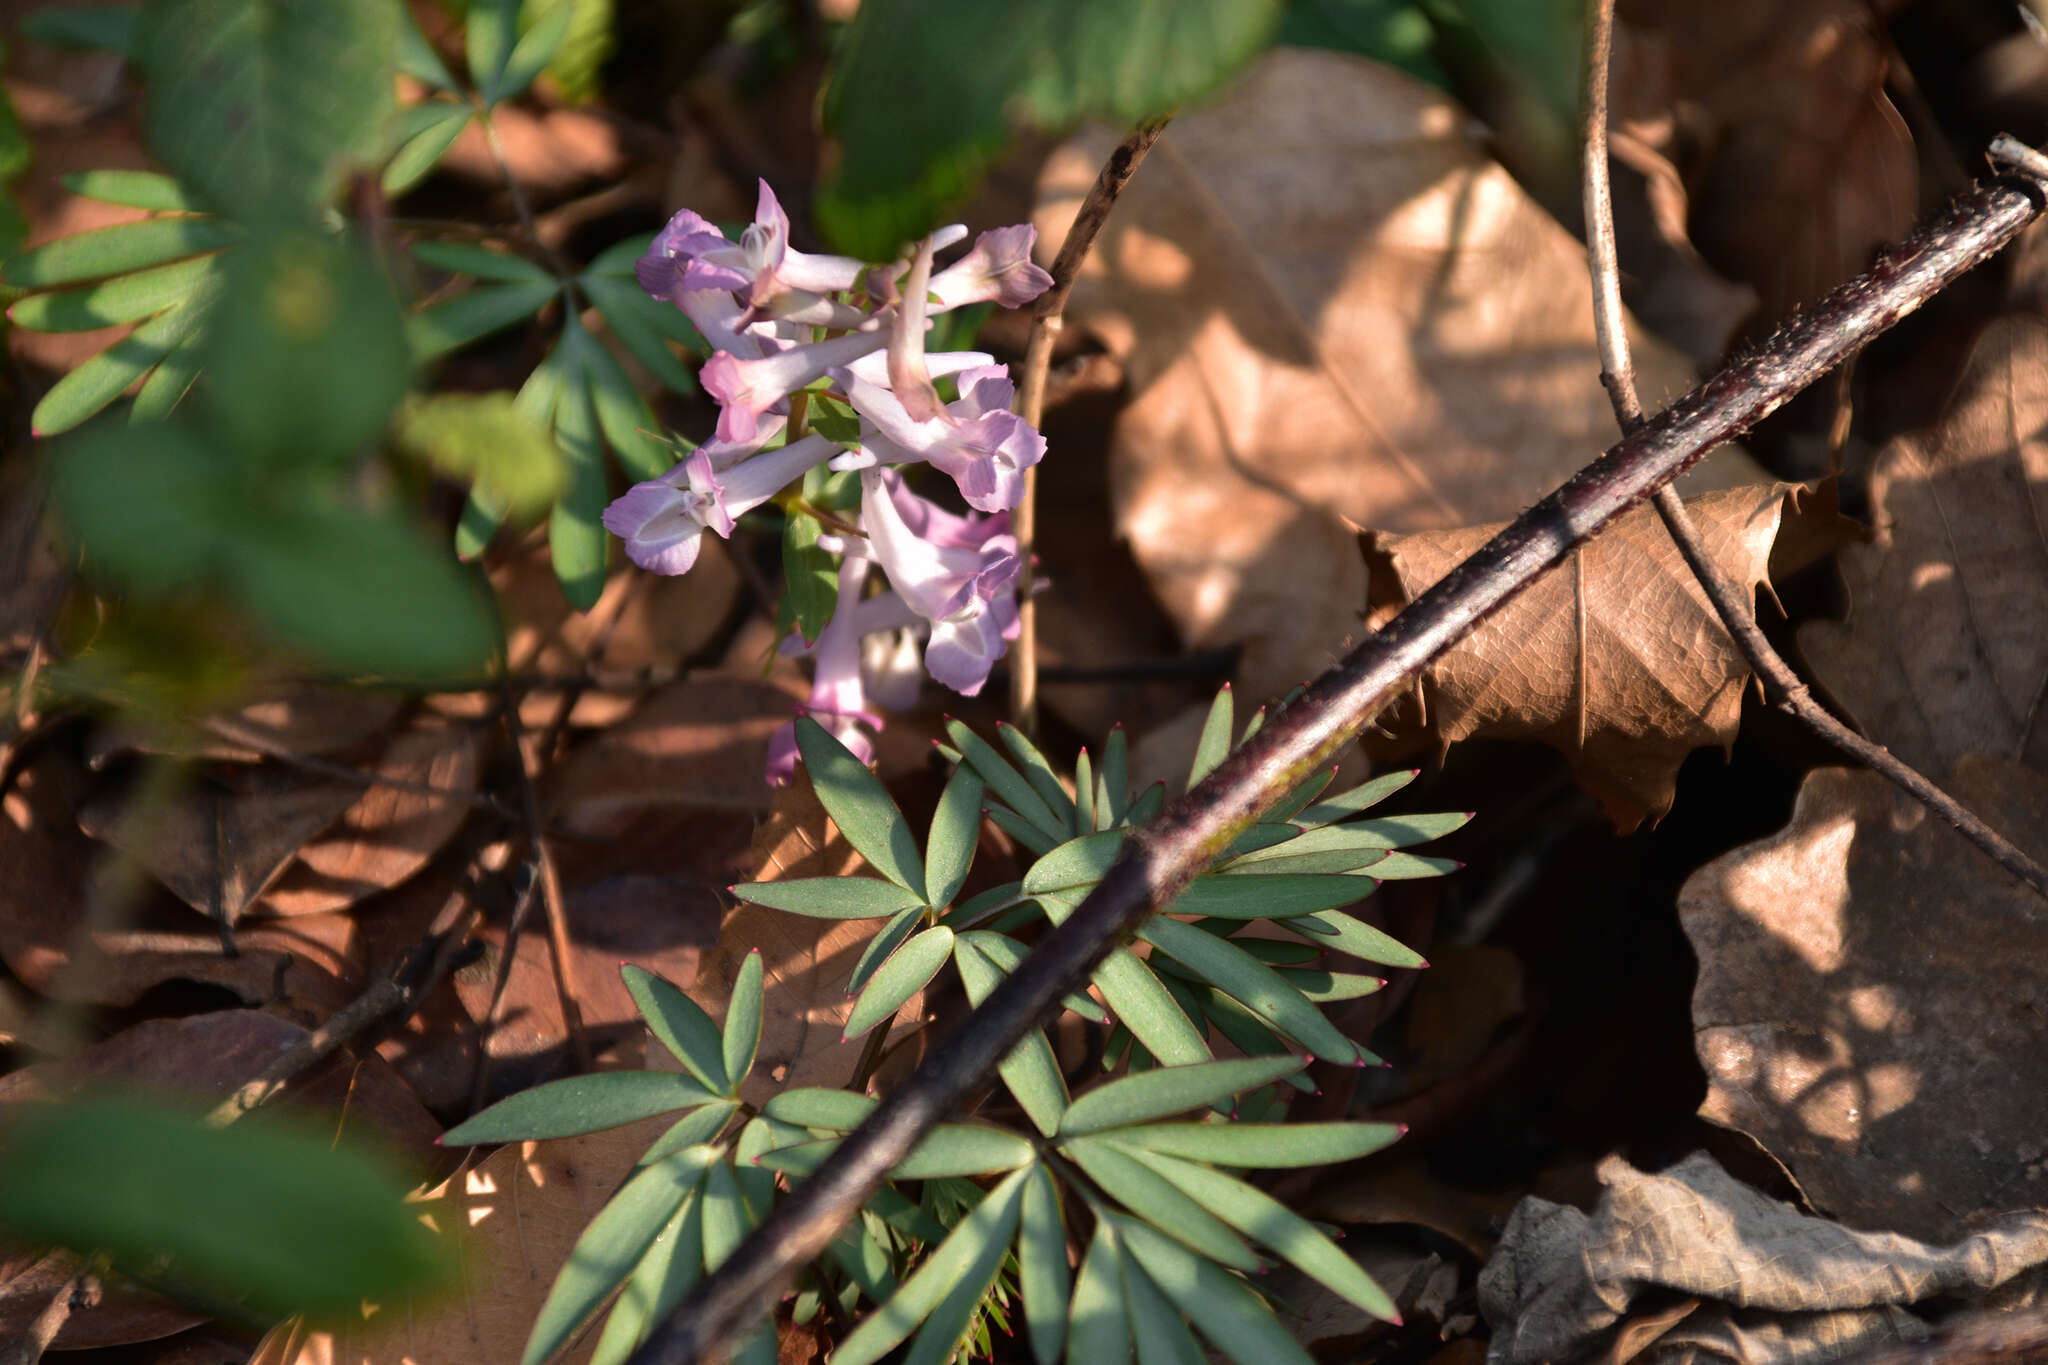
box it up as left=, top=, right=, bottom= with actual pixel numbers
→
left=205, top=977, right=409, bottom=1126
left=1010, top=119, right=1170, bottom=740
left=1579, top=0, right=2048, bottom=903
left=627, top=142, right=2048, bottom=1365
left=0, top=1256, right=82, bottom=1365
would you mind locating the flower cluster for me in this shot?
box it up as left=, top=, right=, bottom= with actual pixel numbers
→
left=603, top=182, right=1053, bottom=780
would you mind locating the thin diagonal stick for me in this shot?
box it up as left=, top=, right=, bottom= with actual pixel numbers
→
left=627, top=143, right=2048, bottom=1365
left=1579, top=0, right=2048, bottom=902
left=1010, top=119, right=1169, bottom=739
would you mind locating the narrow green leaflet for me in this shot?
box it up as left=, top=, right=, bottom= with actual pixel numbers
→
left=781, top=511, right=838, bottom=645
left=763, top=1088, right=877, bottom=1130
left=60, top=170, right=200, bottom=213
left=1171, top=872, right=1373, bottom=919
left=699, top=1156, right=753, bottom=1270
left=621, top=965, right=729, bottom=1094
left=5, top=216, right=239, bottom=288
left=0, top=1098, right=448, bottom=1321
left=31, top=288, right=213, bottom=434
left=722, top=949, right=763, bottom=1090
left=583, top=272, right=700, bottom=394
left=832, top=1166, right=1030, bottom=1365
left=491, top=0, right=575, bottom=107
left=412, top=240, right=553, bottom=285
left=442, top=1070, right=718, bottom=1143
left=845, top=926, right=953, bottom=1039
left=901, top=1172, right=1027, bottom=1365
left=962, top=931, right=1106, bottom=1024
left=1112, top=1119, right=1403, bottom=1168
left=384, top=100, right=472, bottom=194
left=639, top=1103, right=739, bottom=1166
left=794, top=716, right=927, bottom=899
left=1115, top=1217, right=1317, bottom=1365
left=1022, top=829, right=1125, bottom=898
left=587, top=1187, right=704, bottom=1365
left=1059, top=1055, right=1304, bottom=1137
left=1060, top=1137, right=1256, bottom=1272
left=1359, top=851, right=1462, bottom=879
left=924, top=764, right=983, bottom=909
left=1297, top=769, right=1420, bottom=825
left=134, top=0, right=397, bottom=218
left=731, top=875, right=925, bottom=920
left=1260, top=768, right=1337, bottom=824
left=1068, top=1224, right=1132, bottom=1365
left=1017, top=1163, right=1068, bottom=1365
left=129, top=327, right=206, bottom=421
left=1102, top=724, right=1131, bottom=824
left=548, top=338, right=608, bottom=609
left=1275, top=909, right=1429, bottom=969
left=1075, top=748, right=1097, bottom=834
left=9, top=254, right=217, bottom=330
left=1137, top=916, right=1355, bottom=1062
left=954, top=935, right=1068, bottom=1137
left=1276, top=966, right=1388, bottom=1002
left=408, top=278, right=558, bottom=361
left=456, top=347, right=565, bottom=557
left=1186, top=685, right=1235, bottom=790
left=579, top=330, right=675, bottom=481
left=948, top=719, right=1066, bottom=842
left=1116, top=1244, right=1209, bottom=1365
left=397, top=3, right=456, bottom=89
left=1090, top=949, right=1210, bottom=1067
left=850, top=904, right=927, bottom=995
left=1179, top=988, right=1317, bottom=1091
left=997, top=722, right=1076, bottom=830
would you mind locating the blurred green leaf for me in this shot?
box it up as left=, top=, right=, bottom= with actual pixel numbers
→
left=1276, top=0, right=1447, bottom=85
left=821, top=0, right=1282, bottom=257
left=579, top=331, right=676, bottom=481
left=6, top=216, right=238, bottom=288
left=493, top=0, right=574, bottom=105
left=443, top=1070, right=720, bottom=1143
left=833, top=1166, right=1029, bottom=1365
left=583, top=273, right=699, bottom=394
left=397, top=3, right=457, bottom=88
left=781, top=510, right=836, bottom=645
left=10, top=255, right=218, bottom=331
left=133, top=0, right=397, bottom=217
left=456, top=346, right=564, bottom=557
left=128, top=326, right=206, bottom=421
left=384, top=100, right=471, bottom=195
left=0, top=1097, right=449, bottom=1321
left=412, top=239, right=552, bottom=285
left=846, top=926, right=953, bottom=1039
left=621, top=964, right=730, bottom=1094
left=924, top=764, right=983, bottom=910
left=795, top=715, right=927, bottom=899
left=408, top=278, right=558, bottom=361
left=467, top=0, right=519, bottom=104
left=547, top=336, right=608, bottom=608
left=731, top=875, right=925, bottom=920
left=722, top=949, right=763, bottom=1088
left=522, top=1147, right=715, bottom=1365
left=22, top=5, right=134, bottom=53
left=529, top=0, right=612, bottom=104
left=51, top=420, right=235, bottom=582
left=60, top=170, right=200, bottom=213
left=1059, top=1055, right=1303, bottom=1136
left=393, top=390, right=566, bottom=518
left=202, top=231, right=409, bottom=466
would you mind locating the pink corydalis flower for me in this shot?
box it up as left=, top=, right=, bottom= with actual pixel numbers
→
left=767, top=550, right=883, bottom=784
left=602, top=432, right=839, bottom=575
left=927, top=226, right=1053, bottom=312
left=636, top=182, right=864, bottom=314
left=838, top=363, right=1043, bottom=513
left=701, top=329, right=888, bottom=446
left=859, top=468, right=1020, bottom=696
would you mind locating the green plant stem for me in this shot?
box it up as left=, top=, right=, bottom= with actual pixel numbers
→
left=625, top=147, right=2048, bottom=1365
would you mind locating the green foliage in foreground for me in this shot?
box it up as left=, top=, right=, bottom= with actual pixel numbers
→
left=451, top=692, right=1464, bottom=1363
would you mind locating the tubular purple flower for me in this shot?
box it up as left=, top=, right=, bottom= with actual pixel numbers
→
left=886, top=236, right=946, bottom=422
left=767, top=549, right=882, bottom=784
left=927, top=226, right=1054, bottom=311
left=837, top=363, right=1044, bottom=512
left=859, top=468, right=1020, bottom=696
left=635, top=184, right=864, bottom=317
left=701, top=329, right=888, bottom=445
left=602, top=432, right=839, bottom=576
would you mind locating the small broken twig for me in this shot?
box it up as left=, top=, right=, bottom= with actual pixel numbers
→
left=1579, top=0, right=2048, bottom=903
left=1009, top=118, right=1170, bottom=740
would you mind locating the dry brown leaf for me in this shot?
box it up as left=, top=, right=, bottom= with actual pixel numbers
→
left=1613, top=0, right=1916, bottom=323
left=1032, top=49, right=1748, bottom=705
left=259, top=724, right=479, bottom=915
left=1368, top=484, right=1801, bottom=830
left=89, top=686, right=407, bottom=764
left=1479, top=1152, right=2048, bottom=1365
left=1681, top=760, right=2048, bottom=1243
left=1800, top=316, right=2048, bottom=775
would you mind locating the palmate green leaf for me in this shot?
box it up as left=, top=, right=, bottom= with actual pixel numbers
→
left=985, top=802, right=1062, bottom=857
left=61, top=170, right=200, bottom=213
left=134, top=0, right=396, bottom=218
left=456, top=345, right=565, bottom=557
left=1113, top=1120, right=1403, bottom=1168
left=998, top=722, right=1076, bottom=831
left=5, top=216, right=239, bottom=288
left=32, top=286, right=214, bottom=434
left=832, top=1166, right=1030, bottom=1365
left=850, top=904, right=926, bottom=995
left=1297, top=768, right=1419, bottom=825
left=846, top=926, right=952, bottom=1039
left=795, top=716, right=927, bottom=899
left=1275, top=908, right=1428, bottom=969
left=1179, top=988, right=1316, bottom=1092
left=925, top=764, right=982, bottom=909
left=731, top=875, right=924, bottom=920
left=408, top=278, right=558, bottom=361
left=621, top=964, right=728, bottom=1094
left=548, top=338, right=608, bottom=609
left=1171, top=872, right=1372, bottom=919
left=1137, top=916, right=1355, bottom=1062
left=948, top=719, right=1066, bottom=843
left=0, top=1097, right=449, bottom=1321
left=902, top=1174, right=1026, bottom=1365
left=578, top=315, right=674, bottom=482
left=412, top=239, right=552, bottom=285
left=442, top=1070, right=718, bottom=1143
left=1090, top=948, right=1210, bottom=1067
left=1117, top=1244, right=1208, bottom=1365
left=1115, top=1216, right=1317, bottom=1365
left=938, top=880, right=1026, bottom=932
left=723, top=949, right=763, bottom=1088
left=1187, top=684, right=1235, bottom=790
left=9, top=254, right=216, bottom=330
left=1063, top=1136, right=1258, bottom=1272
left=383, top=100, right=471, bottom=194
left=523, top=1147, right=715, bottom=1365
left=819, top=0, right=1283, bottom=258
left=1017, top=1163, right=1068, bottom=1365
left=466, top=0, right=519, bottom=104
left=397, top=2, right=456, bottom=89
left=638, top=1102, right=739, bottom=1167
left=583, top=273, right=699, bottom=394
left=588, top=1184, right=704, bottom=1365
left=1059, top=1055, right=1303, bottom=1136
left=781, top=511, right=837, bottom=645
left=1069, top=1224, right=1132, bottom=1365
left=492, top=0, right=575, bottom=106
left=1130, top=1146, right=1400, bottom=1326
left=954, top=935, right=1068, bottom=1137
